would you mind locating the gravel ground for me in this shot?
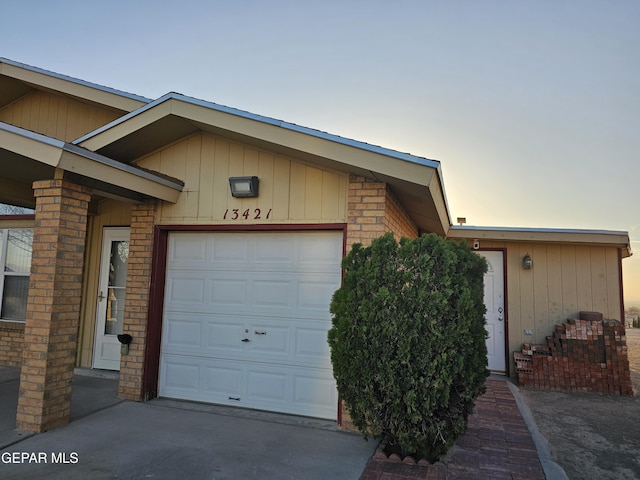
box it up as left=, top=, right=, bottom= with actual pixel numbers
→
left=519, top=328, right=640, bottom=480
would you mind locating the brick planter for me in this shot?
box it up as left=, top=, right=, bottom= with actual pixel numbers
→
left=515, top=312, right=633, bottom=395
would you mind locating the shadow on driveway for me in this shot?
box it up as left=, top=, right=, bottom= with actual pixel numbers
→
left=0, top=366, right=375, bottom=480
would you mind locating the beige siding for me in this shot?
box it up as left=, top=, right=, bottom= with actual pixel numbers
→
left=0, top=90, right=122, bottom=142
left=77, top=199, right=132, bottom=367
left=137, top=133, right=348, bottom=225
left=468, top=240, right=622, bottom=374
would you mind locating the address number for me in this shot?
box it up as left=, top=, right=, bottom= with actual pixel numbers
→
left=224, top=208, right=272, bottom=220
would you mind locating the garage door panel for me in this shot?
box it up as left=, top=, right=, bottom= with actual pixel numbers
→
left=211, top=279, right=248, bottom=305
left=295, top=327, right=332, bottom=365
left=204, top=364, right=244, bottom=398
left=170, top=235, right=207, bottom=263
left=161, top=360, right=201, bottom=393
left=254, top=236, right=296, bottom=265
left=246, top=370, right=288, bottom=403
left=246, top=325, right=289, bottom=356
left=165, top=277, right=206, bottom=305
left=298, top=236, right=343, bottom=265
left=160, top=231, right=342, bottom=419
left=298, top=279, right=341, bottom=310
left=210, top=235, right=251, bottom=264
left=163, top=315, right=203, bottom=348
left=294, top=374, right=338, bottom=410
left=252, top=279, right=293, bottom=307
left=207, top=321, right=246, bottom=353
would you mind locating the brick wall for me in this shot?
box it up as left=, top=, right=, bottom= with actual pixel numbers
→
left=16, top=179, right=91, bottom=432
left=340, top=175, right=420, bottom=429
left=118, top=200, right=156, bottom=400
left=515, top=312, right=633, bottom=395
left=383, top=186, right=419, bottom=240
left=0, top=321, right=24, bottom=366
left=347, top=175, right=418, bottom=247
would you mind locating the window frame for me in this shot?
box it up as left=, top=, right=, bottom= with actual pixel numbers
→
left=0, top=222, right=34, bottom=323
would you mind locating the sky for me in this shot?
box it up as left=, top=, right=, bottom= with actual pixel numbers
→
left=2, top=0, right=640, bottom=303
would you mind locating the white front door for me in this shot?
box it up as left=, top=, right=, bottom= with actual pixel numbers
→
left=478, top=251, right=506, bottom=372
left=93, top=228, right=130, bottom=371
left=159, top=231, right=343, bottom=419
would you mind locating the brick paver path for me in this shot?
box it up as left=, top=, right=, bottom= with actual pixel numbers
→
left=359, top=379, right=546, bottom=479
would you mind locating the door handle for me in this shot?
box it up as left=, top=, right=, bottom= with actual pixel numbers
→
left=98, top=291, right=105, bottom=301
left=498, top=315, right=504, bottom=322
left=241, top=338, right=251, bottom=343
left=254, top=331, right=266, bottom=335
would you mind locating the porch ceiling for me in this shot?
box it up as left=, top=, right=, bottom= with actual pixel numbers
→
left=0, top=122, right=183, bottom=208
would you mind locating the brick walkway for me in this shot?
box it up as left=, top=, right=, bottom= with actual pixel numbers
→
left=359, top=379, right=546, bottom=480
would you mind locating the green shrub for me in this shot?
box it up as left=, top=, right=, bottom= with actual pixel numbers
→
left=328, top=232, right=488, bottom=461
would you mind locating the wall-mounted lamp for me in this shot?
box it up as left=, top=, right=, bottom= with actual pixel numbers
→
left=522, top=253, right=533, bottom=269
left=229, top=176, right=259, bottom=198
left=117, top=334, right=132, bottom=355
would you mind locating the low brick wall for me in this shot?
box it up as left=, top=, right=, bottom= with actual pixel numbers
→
left=515, top=312, right=633, bottom=395
left=0, top=321, right=24, bottom=367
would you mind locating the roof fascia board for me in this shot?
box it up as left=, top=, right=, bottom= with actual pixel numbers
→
left=74, top=96, right=174, bottom=148
left=171, top=97, right=439, bottom=187
left=1, top=121, right=183, bottom=202
left=175, top=94, right=441, bottom=167
left=75, top=93, right=441, bottom=186
left=448, top=225, right=631, bottom=247
left=428, top=169, right=451, bottom=234
left=0, top=121, right=63, bottom=165
left=58, top=149, right=181, bottom=203
left=0, top=58, right=151, bottom=112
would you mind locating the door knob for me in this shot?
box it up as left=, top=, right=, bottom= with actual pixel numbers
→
left=498, top=315, right=504, bottom=322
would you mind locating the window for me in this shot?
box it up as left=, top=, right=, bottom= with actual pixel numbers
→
left=0, top=204, right=34, bottom=322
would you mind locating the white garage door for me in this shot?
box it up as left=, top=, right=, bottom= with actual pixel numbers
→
left=159, top=231, right=343, bottom=419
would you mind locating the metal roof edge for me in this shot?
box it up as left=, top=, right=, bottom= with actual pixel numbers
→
left=448, top=225, right=629, bottom=237
left=63, top=142, right=184, bottom=190
left=72, top=93, right=174, bottom=145
left=0, top=121, right=65, bottom=148
left=0, top=57, right=152, bottom=105
left=74, top=92, right=441, bottom=170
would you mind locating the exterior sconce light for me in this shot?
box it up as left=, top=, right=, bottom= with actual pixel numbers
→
left=522, top=253, right=533, bottom=269
left=117, top=334, right=132, bottom=355
left=229, top=176, right=259, bottom=198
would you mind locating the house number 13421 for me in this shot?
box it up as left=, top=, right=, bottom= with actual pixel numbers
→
left=224, top=208, right=272, bottom=220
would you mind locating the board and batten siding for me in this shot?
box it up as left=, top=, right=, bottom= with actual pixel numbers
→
left=135, top=133, right=348, bottom=225
left=473, top=241, right=622, bottom=369
left=0, top=90, right=122, bottom=142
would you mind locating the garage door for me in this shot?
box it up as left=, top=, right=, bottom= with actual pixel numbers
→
left=159, top=231, right=343, bottom=419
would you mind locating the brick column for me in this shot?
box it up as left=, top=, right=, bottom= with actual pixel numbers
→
left=118, top=200, right=156, bottom=400
left=16, top=179, right=90, bottom=432
left=347, top=175, right=387, bottom=247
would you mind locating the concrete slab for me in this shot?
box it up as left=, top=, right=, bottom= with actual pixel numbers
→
left=0, top=366, right=375, bottom=479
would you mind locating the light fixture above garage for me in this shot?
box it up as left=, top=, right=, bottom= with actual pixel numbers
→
left=229, top=176, right=259, bottom=198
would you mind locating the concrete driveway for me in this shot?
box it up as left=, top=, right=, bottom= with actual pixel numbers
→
left=0, top=367, right=375, bottom=480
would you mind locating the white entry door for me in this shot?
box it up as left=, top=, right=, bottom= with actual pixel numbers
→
left=477, top=251, right=506, bottom=372
left=93, top=227, right=130, bottom=371
left=159, top=231, right=343, bottom=419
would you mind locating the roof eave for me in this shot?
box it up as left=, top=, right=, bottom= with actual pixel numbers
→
left=447, top=225, right=632, bottom=256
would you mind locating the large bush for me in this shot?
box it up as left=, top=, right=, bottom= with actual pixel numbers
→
left=328, top=233, right=488, bottom=461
